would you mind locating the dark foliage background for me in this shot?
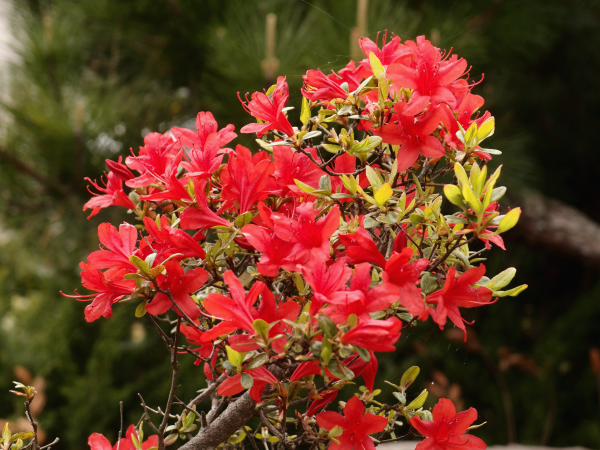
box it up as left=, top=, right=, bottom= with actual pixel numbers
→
left=0, top=0, right=598, bottom=448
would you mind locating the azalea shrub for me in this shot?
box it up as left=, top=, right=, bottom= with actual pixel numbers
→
left=43, top=32, right=527, bottom=450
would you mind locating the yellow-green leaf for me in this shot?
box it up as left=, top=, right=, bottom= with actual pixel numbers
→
left=477, top=117, right=495, bottom=141
left=369, top=52, right=385, bottom=78
left=374, top=183, right=393, bottom=206
left=497, top=207, right=521, bottom=233
left=444, top=184, right=464, bottom=208
left=400, top=366, right=420, bottom=391
left=453, top=163, right=470, bottom=187
left=406, top=389, right=429, bottom=409
left=293, top=179, right=316, bottom=194
left=226, top=345, right=246, bottom=371
left=461, top=184, right=483, bottom=217
left=300, top=96, right=311, bottom=126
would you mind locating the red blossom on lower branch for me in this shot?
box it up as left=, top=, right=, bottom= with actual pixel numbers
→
left=88, top=425, right=158, bottom=450
left=316, top=396, right=388, bottom=450
left=410, top=398, right=486, bottom=450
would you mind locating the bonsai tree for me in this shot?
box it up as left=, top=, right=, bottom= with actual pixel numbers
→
left=10, top=32, right=526, bottom=450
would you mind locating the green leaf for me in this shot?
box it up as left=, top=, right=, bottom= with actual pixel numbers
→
left=464, top=122, right=478, bottom=147
left=252, top=319, right=270, bottom=341
left=406, top=389, right=428, bottom=409
left=477, top=117, right=495, bottom=141
left=234, top=211, right=254, bottom=228
left=461, top=184, right=483, bottom=217
left=3, top=423, right=11, bottom=444
left=393, top=392, right=406, bottom=405
left=135, top=301, right=148, bottom=318
left=322, top=144, right=342, bottom=153
left=420, top=272, right=439, bottom=295
left=164, top=434, right=178, bottom=446
left=369, top=52, right=385, bottom=78
left=293, top=179, right=316, bottom=194
left=340, top=174, right=357, bottom=195
left=356, top=185, right=376, bottom=205
left=483, top=165, right=502, bottom=191
left=129, top=255, right=149, bottom=273
left=356, top=346, right=371, bottom=362
left=487, top=268, right=516, bottom=290
left=374, top=183, right=393, bottom=206
left=351, top=76, right=373, bottom=96
left=317, top=314, right=337, bottom=337
left=400, top=366, right=420, bottom=391
left=226, top=345, right=246, bottom=371
left=240, top=373, right=254, bottom=389
left=490, top=186, right=507, bottom=202
left=497, top=207, right=521, bottom=233
left=327, top=358, right=355, bottom=381
left=454, top=163, right=470, bottom=186
left=301, top=130, right=322, bottom=141
left=365, top=166, right=384, bottom=191
left=319, top=175, right=332, bottom=192
left=10, top=433, right=34, bottom=443
left=300, top=96, right=311, bottom=126
left=494, top=284, right=528, bottom=297
left=245, top=353, right=269, bottom=370
left=443, top=184, right=464, bottom=208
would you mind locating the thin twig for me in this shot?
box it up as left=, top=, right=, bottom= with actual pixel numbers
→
left=159, top=317, right=182, bottom=436
left=39, top=438, right=60, bottom=450
left=116, top=401, right=124, bottom=450
left=138, top=393, right=160, bottom=435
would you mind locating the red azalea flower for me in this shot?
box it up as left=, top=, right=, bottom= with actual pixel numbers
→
left=340, top=317, right=402, bottom=352
left=339, top=227, right=429, bottom=318
left=64, top=264, right=136, bottom=322
left=220, top=146, right=275, bottom=213
left=125, top=131, right=180, bottom=189
left=302, top=69, right=350, bottom=102
left=84, top=171, right=136, bottom=219
left=173, top=112, right=236, bottom=179
left=272, top=146, right=324, bottom=196
left=322, top=262, right=398, bottom=322
left=217, top=366, right=278, bottom=403
left=88, top=424, right=158, bottom=450
left=327, top=60, right=363, bottom=93
left=87, top=222, right=139, bottom=272
left=271, top=202, right=341, bottom=266
left=371, top=102, right=445, bottom=172
left=242, top=223, right=297, bottom=277
left=410, top=398, right=486, bottom=450
left=228, top=287, right=300, bottom=353
left=425, top=265, right=494, bottom=340
left=180, top=178, right=232, bottom=232
left=239, top=76, right=295, bottom=137
left=145, top=260, right=209, bottom=319
left=307, top=389, right=338, bottom=417
left=139, top=166, right=192, bottom=203
left=143, top=216, right=206, bottom=260
left=440, top=94, right=490, bottom=152
left=388, top=36, right=468, bottom=114
left=302, top=257, right=352, bottom=315
left=105, top=156, right=134, bottom=181
left=202, top=271, right=265, bottom=341
left=357, top=32, right=410, bottom=77
left=316, top=396, right=388, bottom=450
left=173, top=111, right=236, bottom=151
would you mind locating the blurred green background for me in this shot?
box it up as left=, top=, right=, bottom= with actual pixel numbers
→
left=0, top=0, right=599, bottom=448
